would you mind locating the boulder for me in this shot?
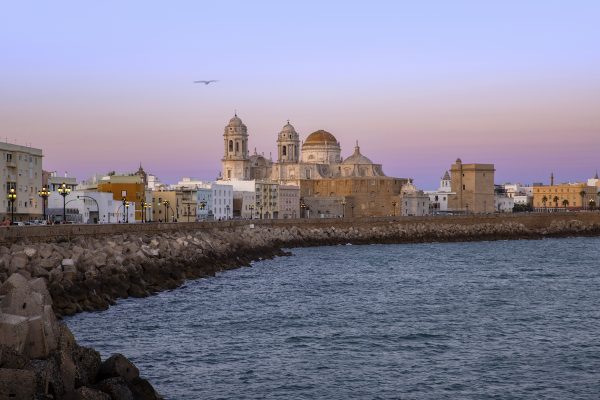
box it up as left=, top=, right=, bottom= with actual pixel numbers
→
left=72, top=345, right=101, bottom=387
left=0, top=314, right=29, bottom=353
left=95, top=377, right=134, bottom=400
left=9, top=253, right=28, bottom=273
left=66, top=386, right=111, bottom=400
left=129, top=377, right=162, bottom=400
left=0, top=368, right=36, bottom=399
left=1, top=287, right=44, bottom=318
left=0, top=344, right=28, bottom=369
left=59, top=349, right=76, bottom=393
left=97, top=354, right=139, bottom=384
left=0, top=273, right=29, bottom=296
left=24, top=247, right=37, bottom=259
left=29, top=277, right=53, bottom=306
left=25, top=316, right=52, bottom=359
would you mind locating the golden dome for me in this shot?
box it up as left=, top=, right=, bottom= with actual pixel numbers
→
left=304, top=130, right=338, bottom=145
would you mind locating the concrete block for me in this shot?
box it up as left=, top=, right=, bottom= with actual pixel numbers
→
left=26, top=316, right=49, bottom=359
left=0, top=368, right=36, bottom=399
left=9, top=253, right=28, bottom=273
left=0, top=287, right=43, bottom=318
left=42, top=305, right=59, bottom=352
left=0, top=273, right=30, bottom=296
left=24, top=247, right=37, bottom=258
left=98, top=353, right=139, bottom=383
left=29, top=277, right=53, bottom=306
left=0, top=314, right=29, bottom=354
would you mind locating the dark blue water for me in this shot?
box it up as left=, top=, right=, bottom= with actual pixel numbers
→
left=66, top=237, right=600, bottom=399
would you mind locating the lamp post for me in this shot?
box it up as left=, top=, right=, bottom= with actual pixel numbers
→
left=121, top=197, right=127, bottom=223
left=58, top=183, right=71, bottom=223
left=163, top=200, right=170, bottom=222
left=391, top=200, right=397, bottom=217
left=226, top=204, right=230, bottom=220
left=249, top=204, right=254, bottom=219
left=7, top=188, right=16, bottom=224
left=256, top=201, right=263, bottom=219
left=350, top=203, right=354, bottom=218
left=38, top=186, right=49, bottom=222
left=187, top=203, right=191, bottom=222
left=341, top=199, right=346, bottom=218
left=300, top=199, right=306, bottom=218
left=140, top=201, right=147, bottom=223
left=125, top=201, right=130, bottom=223
left=144, top=202, right=152, bottom=222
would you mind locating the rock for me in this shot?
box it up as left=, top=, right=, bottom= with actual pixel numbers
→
left=97, top=354, right=139, bottom=384
left=24, top=247, right=37, bottom=259
left=29, top=277, right=53, bottom=306
left=59, top=349, right=76, bottom=393
left=29, top=357, right=62, bottom=399
left=95, top=377, right=134, bottom=400
left=25, top=316, right=53, bottom=359
left=0, top=344, right=28, bottom=369
left=9, top=253, right=28, bottom=273
left=72, top=345, right=101, bottom=387
left=1, top=287, right=44, bottom=318
left=0, top=314, right=29, bottom=353
left=0, top=368, right=36, bottom=399
left=0, top=273, right=29, bottom=296
left=66, top=386, right=111, bottom=400
left=62, top=258, right=75, bottom=268
left=129, top=377, right=162, bottom=400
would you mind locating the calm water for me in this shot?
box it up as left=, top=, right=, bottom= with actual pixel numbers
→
left=66, top=237, right=600, bottom=399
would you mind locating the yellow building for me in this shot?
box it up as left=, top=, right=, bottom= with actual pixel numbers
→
left=447, top=159, right=495, bottom=213
left=532, top=183, right=597, bottom=210
left=151, top=191, right=183, bottom=222
left=97, top=175, right=146, bottom=222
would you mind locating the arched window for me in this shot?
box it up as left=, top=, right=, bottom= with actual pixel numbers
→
left=228, top=140, right=233, bottom=152
left=282, top=146, right=287, bottom=156
left=235, top=142, right=239, bottom=152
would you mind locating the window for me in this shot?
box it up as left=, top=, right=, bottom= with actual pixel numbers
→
left=282, top=146, right=287, bottom=156
left=229, top=140, right=233, bottom=152
left=462, top=185, right=466, bottom=190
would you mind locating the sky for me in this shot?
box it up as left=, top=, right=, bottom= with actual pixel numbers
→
left=1, top=0, right=599, bottom=189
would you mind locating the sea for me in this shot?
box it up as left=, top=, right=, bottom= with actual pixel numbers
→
left=66, top=237, right=600, bottom=399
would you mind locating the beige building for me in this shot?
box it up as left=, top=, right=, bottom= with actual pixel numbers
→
left=151, top=191, right=182, bottom=222
left=448, top=159, right=495, bottom=213
left=278, top=185, right=300, bottom=219
left=300, top=177, right=405, bottom=218
left=532, top=183, right=597, bottom=210
left=1, top=142, right=43, bottom=221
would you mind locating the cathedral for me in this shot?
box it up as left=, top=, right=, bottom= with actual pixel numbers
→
left=221, top=114, right=387, bottom=185
left=220, top=114, right=408, bottom=218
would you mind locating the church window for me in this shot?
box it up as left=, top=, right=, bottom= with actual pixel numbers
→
left=227, top=170, right=231, bottom=179
left=235, top=142, right=239, bottom=152
left=282, top=146, right=287, bottom=156
left=229, top=140, right=233, bottom=152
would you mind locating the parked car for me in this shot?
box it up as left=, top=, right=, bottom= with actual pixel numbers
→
left=10, top=221, right=26, bottom=226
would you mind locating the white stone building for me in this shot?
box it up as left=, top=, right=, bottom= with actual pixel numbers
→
left=47, top=191, right=135, bottom=223
left=401, top=180, right=430, bottom=216
left=425, top=171, right=454, bottom=213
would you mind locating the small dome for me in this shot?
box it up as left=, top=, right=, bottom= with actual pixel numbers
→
left=455, top=158, right=462, bottom=164
left=304, top=130, right=338, bottom=145
left=280, top=121, right=298, bottom=137
left=228, top=115, right=245, bottom=127
left=343, top=142, right=373, bottom=165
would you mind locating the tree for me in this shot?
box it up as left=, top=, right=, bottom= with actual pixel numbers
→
left=562, top=199, right=569, bottom=209
left=542, top=195, right=548, bottom=210
left=553, top=196, right=559, bottom=208
left=579, top=190, right=586, bottom=209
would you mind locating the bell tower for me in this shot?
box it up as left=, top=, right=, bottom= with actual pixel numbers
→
left=277, top=121, right=300, bottom=163
left=221, top=114, right=251, bottom=180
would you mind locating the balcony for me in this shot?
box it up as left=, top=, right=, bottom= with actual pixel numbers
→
left=6, top=160, right=16, bottom=168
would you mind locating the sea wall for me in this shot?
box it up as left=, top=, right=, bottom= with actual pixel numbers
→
left=2, top=213, right=600, bottom=317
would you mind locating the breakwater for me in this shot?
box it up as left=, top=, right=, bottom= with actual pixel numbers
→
left=2, top=213, right=600, bottom=399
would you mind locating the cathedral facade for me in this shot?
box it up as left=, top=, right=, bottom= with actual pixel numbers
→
left=221, top=115, right=387, bottom=185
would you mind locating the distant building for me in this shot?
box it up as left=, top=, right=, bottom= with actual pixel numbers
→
left=494, top=185, right=514, bottom=213
left=400, top=180, right=430, bottom=216
left=447, top=159, right=495, bottom=213
left=532, top=182, right=597, bottom=211
left=0, top=142, right=43, bottom=222
left=425, top=171, right=455, bottom=213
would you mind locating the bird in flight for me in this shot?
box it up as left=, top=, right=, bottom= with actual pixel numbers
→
left=194, top=80, right=218, bottom=85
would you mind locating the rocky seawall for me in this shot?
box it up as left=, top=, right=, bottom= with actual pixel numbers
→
left=1, top=214, right=600, bottom=399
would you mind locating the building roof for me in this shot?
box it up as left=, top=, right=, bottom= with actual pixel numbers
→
left=342, top=142, right=373, bottom=165
left=442, top=171, right=450, bottom=180
left=227, top=114, right=245, bottom=128
left=304, top=130, right=338, bottom=145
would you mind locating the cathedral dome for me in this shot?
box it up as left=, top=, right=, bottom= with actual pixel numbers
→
left=228, top=115, right=245, bottom=128
left=304, top=130, right=338, bottom=145
left=342, top=142, right=373, bottom=165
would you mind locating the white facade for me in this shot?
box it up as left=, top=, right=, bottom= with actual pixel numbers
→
left=494, top=194, right=514, bottom=213
left=48, top=191, right=135, bottom=223
left=513, top=195, right=531, bottom=206
left=401, top=181, right=430, bottom=217
left=212, top=183, right=233, bottom=220
left=425, top=171, right=454, bottom=213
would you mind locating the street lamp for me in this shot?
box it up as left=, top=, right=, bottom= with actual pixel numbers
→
left=226, top=204, right=230, bottom=220
left=121, top=197, right=127, bottom=223
left=256, top=201, right=263, bottom=219
left=58, top=183, right=71, bottom=223
left=300, top=198, right=306, bottom=218
left=187, top=203, right=191, bottom=222
left=38, top=186, right=49, bottom=222
left=249, top=204, right=254, bottom=219
left=143, top=202, right=152, bottom=222
left=125, top=201, right=130, bottom=223
left=163, top=200, right=170, bottom=222
left=7, top=188, right=16, bottom=224
left=341, top=199, right=346, bottom=218
left=350, top=203, right=354, bottom=218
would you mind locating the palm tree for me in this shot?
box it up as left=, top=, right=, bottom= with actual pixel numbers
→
left=562, top=199, right=569, bottom=209
left=579, top=190, right=586, bottom=210
left=541, top=195, right=548, bottom=210
left=553, top=196, right=559, bottom=209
